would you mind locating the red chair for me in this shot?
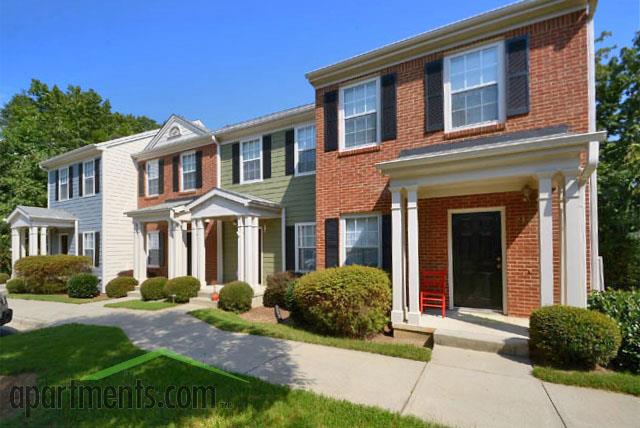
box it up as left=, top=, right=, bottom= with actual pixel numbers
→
left=419, top=270, right=447, bottom=318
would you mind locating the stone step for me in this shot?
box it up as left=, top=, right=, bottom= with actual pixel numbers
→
left=189, top=297, right=218, bottom=307
left=433, top=329, right=529, bottom=357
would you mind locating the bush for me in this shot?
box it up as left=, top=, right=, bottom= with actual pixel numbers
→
left=285, top=279, right=299, bottom=315
left=6, top=278, right=27, bottom=294
left=67, top=274, right=99, bottom=298
left=219, top=281, right=253, bottom=313
left=0, top=273, right=10, bottom=284
left=163, top=276, right=200, bottom=303
left=529, top=305, right=622, bottom=370
left=14, top=255, right=92, bottom=294
left=141, top=277, right=168, bottom=301
left=105, top=277, right=138, bottom=298
left=293, top=265, right=391, bottom=338
left=589, top=289, right=640, bottom=373
left=263, top=271, right=295, bottom=308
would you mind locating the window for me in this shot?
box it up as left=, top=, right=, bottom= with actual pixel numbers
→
left=83, top=232, right=95, bottom=266
left=340, top=78, right=379, bottom=150
left=58, top=168, right=69, bottom=201
left=181, top=151, right=197, bottom=191
left=342, top=215, right=380, bottom=267
left=295, top=223, right=316, bottom=272
left=241, top=138, right=262, bottom=183
left=147, top=231, right=160, bottom=267
left=295, top=124, right=316, bottom=175
left=83, top=160, right=95, bottom=196
left=146, top=159, right=159, bottom=196
left=445, top=42, right=503, bottom=130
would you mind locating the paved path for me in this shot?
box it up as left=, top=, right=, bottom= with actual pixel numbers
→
left=4, top=298, right=639, bottom=427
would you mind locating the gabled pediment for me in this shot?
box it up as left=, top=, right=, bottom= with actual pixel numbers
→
left=144, top=114, right=210, bottom=151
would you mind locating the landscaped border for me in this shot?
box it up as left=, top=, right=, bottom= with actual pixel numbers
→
left=532, top=366, right=640, bottom=397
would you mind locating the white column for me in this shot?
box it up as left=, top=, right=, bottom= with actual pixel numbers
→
left=11, top=228, right=20, bottom=277
left=191, top=220, right=199, bottom=281
left=20, top=229, right=27, bottom=258
left=390, top=189, right=405, bottom=324
left=247, top=216, right=260, bottom=287
left=133, top=222, right=147, bottom=283
left=236, top=216, right=245, bottom=282
left=564, top=172, right=587, bottom=307
left=168, top=221, right=175, bottom=278
left=216, top=220, right=223, bottom=284
left=39, top=227, right=48, bottom=255
left=406, top=187, right=421, bottom=325
left=195, top=219, right=206, bottom=286
left=28, top=226, right=38, bottom=256
left=538, top=175, right=554, bottom=306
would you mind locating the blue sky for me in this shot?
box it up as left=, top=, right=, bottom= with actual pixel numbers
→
left=0, top=0, right=637, bottom=129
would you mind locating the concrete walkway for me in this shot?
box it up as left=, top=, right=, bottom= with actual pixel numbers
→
left=4, top=298, right=639, bottom=428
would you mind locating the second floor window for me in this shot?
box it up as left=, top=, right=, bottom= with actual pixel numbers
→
left=147, top=159, right=159, bottom=196
left=83, top=160, right=95, bottom=196
left=181, top=152, right=197, bottom=191
left=241, top=138, right=262, bottom=182
left=295, top=125, right=316, bottom=175
left=341, top=78, right=379, bottom=149
left=59, top=168, right=69, bottom=201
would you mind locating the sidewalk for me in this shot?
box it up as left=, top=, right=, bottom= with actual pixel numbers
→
left=4, top=298, right=640, bottom=428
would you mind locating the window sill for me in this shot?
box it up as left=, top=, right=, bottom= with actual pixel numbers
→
left=337, top=145, right=381, bottom=158
left=144, top=195, right=160, bottom=200
left=178, top=189, right=198, bottom=195
left=444, top=123, right=506, bottom=140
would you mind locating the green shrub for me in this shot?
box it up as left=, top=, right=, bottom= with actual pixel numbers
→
left=6, top=278, right=27, bottom=294
left=529, top=305, right=622, bottom=370
left=219, top=281, right=254, bottom=313
left=0, top=273, right=10, bottom=284
left=263, top=271, right=295, bottom=308
left=293, top=265, right=391, bottom=338
left=141, top=277, right=168, bottom=301
left=14, top=255, right=92, bottom=294
left=163, top=276, right=200, bottom=303
left=589, top=289, right=640, bottom=373
left=67, top=274, right=99, bottom=298
left=285, top=279, right=299, bottom=316
left=105, top=277, right=138, bottom=298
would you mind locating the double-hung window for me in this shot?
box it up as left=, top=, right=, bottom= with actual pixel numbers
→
left=295, top=124, right=316, bottom=175
left=83, top=160, right=95, bottom=196
left=83, top=232, right=95, bottom=266
left=241, top=138, right=262, bottom=183
left=342, top=215, right=380, bottom=267
left=147, top=231, right=160, bottom=267
left=341, top=78, right=379, bottom=149
left=445, top=42, right=503, bottom=130
left=146, top=159, right=159, bottom=196
left=181, top=152, right=197, bottom=191
left=58, top=168, right=69, bottom=201
left=295, top=223, right=316, bottom=272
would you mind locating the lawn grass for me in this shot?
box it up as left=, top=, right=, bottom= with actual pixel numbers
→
left=0, top=324, right=440, bottom=427
left=190, top=308, right=431, bottom=362
left=104, top=299, right=179, bottom=311
left=533, top=366, right=640, bottom=397
left=7, top=293, right=109, bottom=304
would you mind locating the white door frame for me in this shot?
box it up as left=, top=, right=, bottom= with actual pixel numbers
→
left=447, top=207, right=508, bottom=314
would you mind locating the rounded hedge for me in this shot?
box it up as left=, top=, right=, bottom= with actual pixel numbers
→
left=293, top=265, right=391, bottom=338
left=141, top=277, right=168, bottom=301
left=14, top=255, right=92, bottom=294
left=67, top=274, right=100, bottom=298
left=105, top=276, right=138, bottom=298
left=263, top=271, right=294, bottom=308
left=0, top=273, right=10, bottom=284
left=529, top=305, right=621, bottom=370
left=219, top=281, right=253, bottom=313
left=6, top=278, right=27, bottom=294
left=163, top=276, right=200, bottom=303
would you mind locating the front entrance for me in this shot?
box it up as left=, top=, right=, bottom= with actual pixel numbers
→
left=59, top=234, right=69, bottom=255
left=451, top=211, right=503, bottom=310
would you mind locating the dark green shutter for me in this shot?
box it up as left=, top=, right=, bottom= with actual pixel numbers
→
left=232, top=143, right=240, bottom=184
left=94, top=158, right=100, bottom=194
left=172, top=156, right=179, bottom=191
left=77, top=233, right=83, bottom=256
left=323, top=90, right=338, bottom=152
left=68, top=165, right=74, bottom=198
left=263, top=135, right=272, bottom=179
left=381, top=214, right=392, bottom=273
left=138, top=162, right=145, bottom=196
left=325, top=218, right=339, bottom=268
left=54, top=170, right=59, bottom=201
left=94, top=232, right=100, bottom=267
left=381, top=73, right=397, bottom=141
left=506, top=35, right=530, bottom=117
left=424, top=60, right=444, bottom=132
left=195, top=151, right=203, bottom=188
left=78, top=162, right=83, bottom=196
left=285, top=129, right=295, bottom=175
left=158, top=159, right=165, bottom=194
left=286, top=225, right=295, bottom=271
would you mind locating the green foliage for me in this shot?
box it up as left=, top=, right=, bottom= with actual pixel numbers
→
left=140, top=277, right=168, bottom=301
left=6, top=278, right=27, bottom=294
left=529, top=305, right=621, bottom=370
left=284, top=279, right=299, bottom=316
left=66, top=273, right=99, bottom=298
left=293, top=265, right=391, bottom=338
left=163, top=276, right=200, bottom=303
left=14, top=255, right=92, bottom=294
left=105, top=276, right=138, bottom=298
left=263, top=271, right=295, bottom=308
left=218, top=281, right=254, bottom=313
left=0, top=80, right=158, bottom=273
left=589, top=289, right=640, bottom=373
left=0, top=272, right=9, bottom=284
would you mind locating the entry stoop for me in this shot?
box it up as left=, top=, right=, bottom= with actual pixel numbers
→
left=433, top=329, right=529, bottom=357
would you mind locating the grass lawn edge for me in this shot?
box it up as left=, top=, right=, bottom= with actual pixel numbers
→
left=7, top=293, right=110, bottom=304
left=532, top=366, right=640, bottom=397
left=104, top=300, right=180, bottom=311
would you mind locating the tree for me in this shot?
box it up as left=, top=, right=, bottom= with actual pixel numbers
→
left=0, top=79, right=158, bottom=273
left=596, top=32, right=640, bottom=289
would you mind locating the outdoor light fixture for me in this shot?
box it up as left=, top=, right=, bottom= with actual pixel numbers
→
left=522, top=184, right=532, bottom=202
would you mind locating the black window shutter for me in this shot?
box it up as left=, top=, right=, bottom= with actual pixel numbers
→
left=285, top=129, right=295, bottom=175
left=506, top=35, right=530, bottom=117
left=68, top=165, right=74, bottom=198
left=424, top=60, right=444, bottom=132
left=158, top=159, right=165, bottom=194
left=381, top=214, right=392, bottom=273
left=78, top=233, right=83, bottom=256
left=138, top=163, right=145, bottom=197
left=195, top=150, right=203, bottom=188
left=94, top=158, right=101, bottom=194
left=381, top=73, right=397, bottom=141
left=54, top=170, right=59, bottom=201
left=160, top=230, right=166, bottom=267
left=263, top=135, right=272, bottom=179
left=232, top=143, right=240, bottom=184
left=78, top=162, right=83, bottom=197
left=285, top=225, right=295, bottom=271
left=172, top=156, right=180, bottom=192
left=325, top=218, right=339, bottom=268
left=94, top=232, right=100, bottom=267
left=323, top=90, right=338, bottom=152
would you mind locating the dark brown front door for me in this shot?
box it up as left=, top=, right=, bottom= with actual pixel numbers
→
left=452, top=211, right=503, bottom=310
left=60, top=234, right=69, bottom=255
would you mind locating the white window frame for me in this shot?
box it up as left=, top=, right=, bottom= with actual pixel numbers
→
left=443, top=40, right=506, bottom=133
left=340, top=213, right=382, bottom=268
left=147, top=230, right=160, bottom=268
left=146, top=159, right=160, bottom=197
left=83, top=231, right=95, bottom=266
left=58, top=167, right=69, bottom=201
left=294, top=123, right=316, bottom=176
left=82, top=159, right=95, bottom=197
left=295, top=222, right=316, bottom=272
left=180, top=150, right=197, bottom=192
left=240, top=136, right=263, bottom=184
left=338, top=76, right=381, bottom=152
